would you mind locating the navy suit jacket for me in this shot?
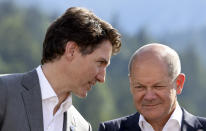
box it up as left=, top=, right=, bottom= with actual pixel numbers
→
left=99, top=108, right=206, bottom=131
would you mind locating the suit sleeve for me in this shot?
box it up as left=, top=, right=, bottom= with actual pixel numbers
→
left=0, top=78, right=7, bottom=128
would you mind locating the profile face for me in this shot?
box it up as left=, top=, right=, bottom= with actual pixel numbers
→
left=129, top=57, right=178, bottom=123
left=70, top=40, right=113, bottom=98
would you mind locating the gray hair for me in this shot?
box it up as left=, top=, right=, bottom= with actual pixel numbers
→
left=128, top=43, right=181, bottom=79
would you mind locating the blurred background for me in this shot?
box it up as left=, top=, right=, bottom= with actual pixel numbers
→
left=1, top=0, right=206, bottom=130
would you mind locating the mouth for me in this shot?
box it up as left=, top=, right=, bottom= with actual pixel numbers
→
left=142, top=104, right=160, bottom=108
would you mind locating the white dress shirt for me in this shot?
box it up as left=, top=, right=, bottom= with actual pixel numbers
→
left=36, top=66, right=72, bottom=131
left=139, top=103, right=182, bottom=131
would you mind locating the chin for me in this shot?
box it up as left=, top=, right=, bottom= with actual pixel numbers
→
left=142, top=111, right=163, bottom=122
left=73, top=89, right=88, bottom=98
left=76, top=92, right=88, bottom=98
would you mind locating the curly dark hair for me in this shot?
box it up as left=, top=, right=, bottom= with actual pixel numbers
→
left=41, top=7, right=121, bottom=64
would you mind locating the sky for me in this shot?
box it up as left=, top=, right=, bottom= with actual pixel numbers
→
left=13, top=0, right=206, bottom=35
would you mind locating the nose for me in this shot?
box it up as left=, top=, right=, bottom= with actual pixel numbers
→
left=96, top=68, right=106, bottom=83
left=144, top=88, right=157, bottom=101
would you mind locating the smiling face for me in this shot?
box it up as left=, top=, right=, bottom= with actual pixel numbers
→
left=68, top=40, right=112, bottom=98
left=129, top=51, right=185, bottom=124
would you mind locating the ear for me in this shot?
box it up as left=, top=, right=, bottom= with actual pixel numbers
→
left=175, top=73, right=185, bottom=95
left=129, top=74, right=134, bottom=95
left=64, top=41, right=79, bottom=61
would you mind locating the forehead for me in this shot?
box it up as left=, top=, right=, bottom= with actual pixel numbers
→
left=130, top=56, right=170, bottom=84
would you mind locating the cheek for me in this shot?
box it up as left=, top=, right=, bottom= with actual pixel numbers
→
left=132, top=92, right=143, bottom=104
left=132, top=94, right=143, bottom=112
left=87, top=65, right=99, bottom=76
left=168, top=90, right=177, bottom=102
left=159, top=89, right=176, bottom=105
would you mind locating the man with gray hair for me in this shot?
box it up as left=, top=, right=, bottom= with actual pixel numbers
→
left=99, top=43, right=206, bottom=131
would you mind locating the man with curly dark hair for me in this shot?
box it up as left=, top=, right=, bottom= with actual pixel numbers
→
left=0, top=7, right=121, bottom=131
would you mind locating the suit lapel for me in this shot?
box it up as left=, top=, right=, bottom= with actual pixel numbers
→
left=21, top=70, right=44, bottom=131
left=65, top=105, right=92, bottom=131
left=66, top=107, right=78, bottom=131
left=181, top=108, right=203, bottom=131
left=120, top=113, right=141, bottom=131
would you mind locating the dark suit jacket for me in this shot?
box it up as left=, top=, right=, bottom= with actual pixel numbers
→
left=0, top=69, right=91, bottom=131
left=99, top=109, right=206, bottom=131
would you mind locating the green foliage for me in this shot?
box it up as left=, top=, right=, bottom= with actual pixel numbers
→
left=1, top=1, right=206, bottom=131
left=179, top=44, right=206, bottom=117
left=0, top=1, right=48, bottom=73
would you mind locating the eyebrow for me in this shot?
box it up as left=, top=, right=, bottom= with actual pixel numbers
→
left=133, top=81, right=167, bottom=87
left=132, top=82, right=145, bottom=86
left=99, top=58, right=110, bottom=66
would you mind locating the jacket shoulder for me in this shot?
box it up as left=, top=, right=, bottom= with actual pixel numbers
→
left=0, top=73, right=25, bottom=88
left=0, top=73, right=25, bottom=107
left=99, top=113, right=139, bottom=131
left=182, top=108, right=206, bottom=130
left=197, top=116, right=206, bottom=127
left=67, top=105, right=91, bottom=131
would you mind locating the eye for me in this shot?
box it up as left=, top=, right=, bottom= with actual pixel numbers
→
left=97, top=60, right=108, bottom=67
left=135, top=86, right=142, bottom=88
left=134, top=85, right=145, bottom=91
left=153, top=85, right=165, bottom=90
left=97, top=61, right=103, bottom=66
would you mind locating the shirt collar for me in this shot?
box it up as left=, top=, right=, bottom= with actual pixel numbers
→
left=36, top=65, right=56, bottom=100
left=139, top=103, right=182, bottom=129
left=61, top=94, right=72, bottom=112
left=169, top=103, right=182, bottom=127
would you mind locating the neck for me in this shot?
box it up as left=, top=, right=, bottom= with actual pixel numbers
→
left=41, top=61, right=73, bottom=115
left=53, top=93, right=70, bottom=115
left=41, top=61, right=71, bottom=99
left=150, top=122, right=164, bottom=131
